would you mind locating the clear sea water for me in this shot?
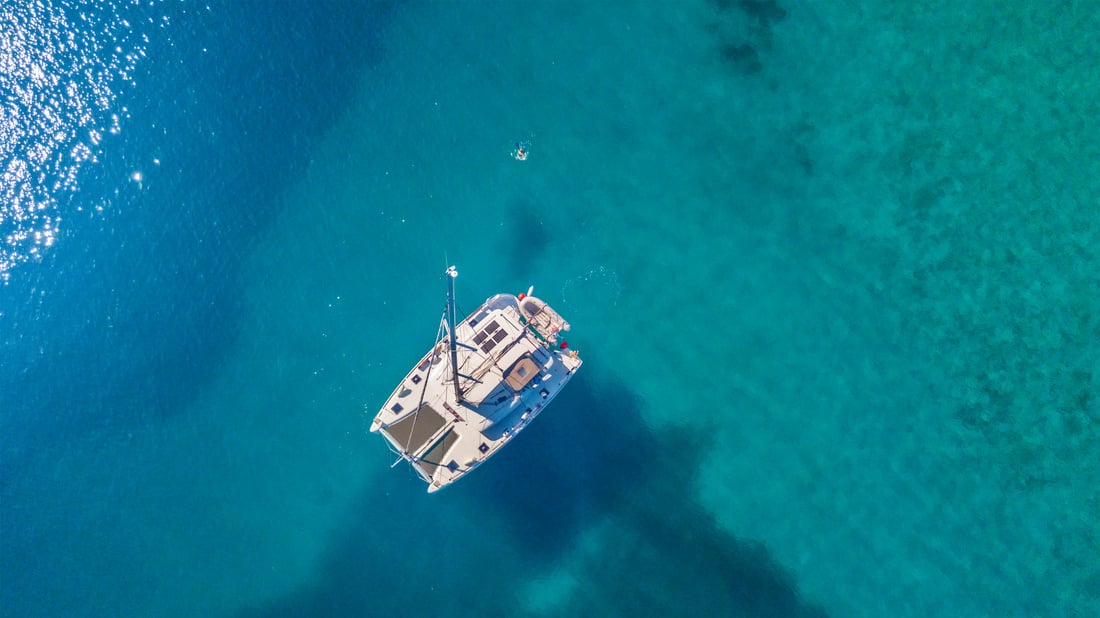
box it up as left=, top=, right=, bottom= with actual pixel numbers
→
left=2, top=1, right=1098, bottom=616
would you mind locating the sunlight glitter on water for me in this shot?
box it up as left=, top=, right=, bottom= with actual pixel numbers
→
left=0, top=0, right=154, bottom=283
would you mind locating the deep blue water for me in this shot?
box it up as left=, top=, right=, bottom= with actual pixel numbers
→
left=3, top=1, right=1098, bottom=617
left=3, top=0, right=387, bottom=460
left=3, top=1, right=394, bottom=613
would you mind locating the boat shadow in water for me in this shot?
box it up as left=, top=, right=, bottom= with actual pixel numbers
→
left=462, top=369, right=829, bottom=616
left=240, top=367, right=828, bottom=617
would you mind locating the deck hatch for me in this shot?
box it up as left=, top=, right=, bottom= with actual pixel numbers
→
left=505, top=355, right=540, bottom=391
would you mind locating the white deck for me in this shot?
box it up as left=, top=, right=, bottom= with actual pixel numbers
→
left=371, top=292, right=581, bottom=492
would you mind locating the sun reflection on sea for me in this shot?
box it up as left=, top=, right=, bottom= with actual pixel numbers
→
left=0, top=0, right=157, bottom=284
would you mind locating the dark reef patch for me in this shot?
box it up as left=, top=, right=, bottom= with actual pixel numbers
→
left=722, top=43, right=764, bottom=74
left=708, top=0, right=788, bottom=76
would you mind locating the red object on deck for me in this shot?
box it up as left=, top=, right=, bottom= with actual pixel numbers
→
left=518, top=293, right=526, bottom=300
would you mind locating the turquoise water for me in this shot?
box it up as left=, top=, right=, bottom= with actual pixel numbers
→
left=2, top=1, right=1098, bottom=616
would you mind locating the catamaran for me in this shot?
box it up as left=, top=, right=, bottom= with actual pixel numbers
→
left=371, top=266, right=582, bottom=492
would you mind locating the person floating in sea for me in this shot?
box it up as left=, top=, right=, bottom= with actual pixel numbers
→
left=512, top=141, right=530, bottom=161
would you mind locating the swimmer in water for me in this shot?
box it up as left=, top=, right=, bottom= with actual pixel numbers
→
left=513, top=141, right=529, bottom=161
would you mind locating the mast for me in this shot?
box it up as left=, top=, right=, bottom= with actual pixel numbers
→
left=445, top=266, right=462, bottom=403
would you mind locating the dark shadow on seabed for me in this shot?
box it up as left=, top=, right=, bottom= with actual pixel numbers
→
left=504, top=200, right=550, bottom=278
left=240, top=367, right=828, bottom=618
